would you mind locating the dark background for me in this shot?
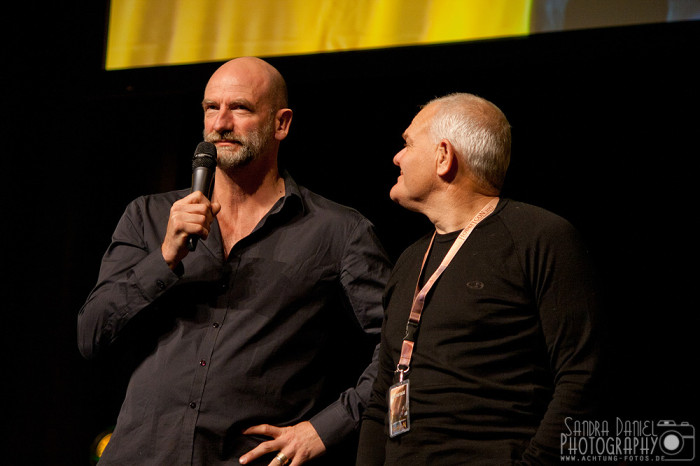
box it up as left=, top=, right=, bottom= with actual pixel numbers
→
left=3, top=2, right=698, bottom=464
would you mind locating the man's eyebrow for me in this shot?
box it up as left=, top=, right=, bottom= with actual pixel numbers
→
left=229, top=98, right=255, bottom=108
left=201, top=98, right=255, bottom=108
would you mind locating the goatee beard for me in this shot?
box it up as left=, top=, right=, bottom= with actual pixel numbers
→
left=203, top=130, right=263, bottom=170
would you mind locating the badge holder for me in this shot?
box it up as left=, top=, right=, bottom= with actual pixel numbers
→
left=387, top=198, right=498, bottom=439
left=389, top=368, right=410, bottom=438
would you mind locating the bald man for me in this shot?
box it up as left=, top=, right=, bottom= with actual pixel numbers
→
left=358, top=93, right=602, bottom=464
left=79, top=57, right=390, bottom=466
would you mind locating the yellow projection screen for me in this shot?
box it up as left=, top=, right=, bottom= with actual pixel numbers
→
left=105, top=0, right=699, bottom=70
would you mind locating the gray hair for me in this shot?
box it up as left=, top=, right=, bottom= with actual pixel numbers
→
left=426, top=93, right=511, bottom=193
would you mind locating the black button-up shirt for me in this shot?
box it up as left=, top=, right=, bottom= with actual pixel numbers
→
left=78, top=172, right=391, bottom=465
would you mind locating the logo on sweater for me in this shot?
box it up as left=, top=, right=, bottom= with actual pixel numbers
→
left=560, top=417, right=695, bottom=462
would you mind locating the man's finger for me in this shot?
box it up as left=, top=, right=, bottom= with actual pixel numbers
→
left=242, top=423, right=281, bottom=437
left=239, top=440, right=281, bottom=465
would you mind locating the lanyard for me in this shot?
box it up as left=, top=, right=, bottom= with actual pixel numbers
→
left=395, top=198, right=499, bottom=381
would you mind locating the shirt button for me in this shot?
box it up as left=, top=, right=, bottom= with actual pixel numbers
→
left=189, top=402, right=196, bottom=409
left=199, top=360, right=207, bottom=366
left=156, top=279, right=165, bottom=290
left=212, top=322, right=220, bottom=328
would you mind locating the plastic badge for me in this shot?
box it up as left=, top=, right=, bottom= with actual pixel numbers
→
left=388, top=379, right=410, bottom=437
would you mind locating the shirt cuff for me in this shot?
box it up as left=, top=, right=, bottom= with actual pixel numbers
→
left=309, top=401, right=356, bottom=449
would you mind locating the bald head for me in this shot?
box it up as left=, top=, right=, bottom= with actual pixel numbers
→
left=206, top=57, right=288, bottom=112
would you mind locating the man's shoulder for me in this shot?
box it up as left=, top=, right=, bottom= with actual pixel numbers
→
left=497, top=199, right=575, bottom=231
left=297, top=185, right=368, bottom=224
left=129, top=188, right=189, bottom=207
left=495, top=199, right=583, bottom=246
left=121, top=188, right=189, bottom=218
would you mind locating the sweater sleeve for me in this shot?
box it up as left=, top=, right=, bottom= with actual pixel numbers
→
left=356, top=243, right=421, bottom=465
left=356, top=313, right=394, bottom=465
left=518, top=216, right=603, bottom=464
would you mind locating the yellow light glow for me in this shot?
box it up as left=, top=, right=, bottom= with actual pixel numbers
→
left=95, top=433, right=112, bottom=458
left=106, top=0, right=531, bottom=69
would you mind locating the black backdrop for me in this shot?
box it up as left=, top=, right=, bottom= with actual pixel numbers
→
left=3, top=3, right=698, bottom=465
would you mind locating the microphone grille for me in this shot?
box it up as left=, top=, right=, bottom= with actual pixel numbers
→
left=192, top=142, right=217, bottom=169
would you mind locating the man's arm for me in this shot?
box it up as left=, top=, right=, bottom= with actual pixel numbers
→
left=356, top=317, right=396, bottom=466
left=240, top=216, right=391, bottom=465
left=519, top=221, right=603, bottom=464
left=309, top=218, right=390, bottom=444
left=77, top=192, right=218, bottom=360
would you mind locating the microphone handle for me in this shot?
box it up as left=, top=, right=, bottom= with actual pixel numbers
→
left=186, top=235, right=199, bottom=251
left=186, top=165, right=214, bottom=251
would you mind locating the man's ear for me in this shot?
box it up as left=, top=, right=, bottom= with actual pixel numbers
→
left=435, top=139, right=457, bottom=180
left=274, top=108, right=293, bottom=141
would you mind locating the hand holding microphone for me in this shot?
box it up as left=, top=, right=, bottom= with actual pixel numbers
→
left=187, top=142, right=218, bottom=251
left=161, top=142, right=219, bottom=269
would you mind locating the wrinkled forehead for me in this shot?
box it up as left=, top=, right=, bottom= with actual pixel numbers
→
left=406, top=103, right=438, bottom=137
left=204, top=61, right=274, bottom=105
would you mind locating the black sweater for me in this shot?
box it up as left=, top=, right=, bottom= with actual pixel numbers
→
left=358, top=199, right=602, bottom=465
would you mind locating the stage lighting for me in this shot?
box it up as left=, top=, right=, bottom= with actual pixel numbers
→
left=89, top=427, right=114, bottom=465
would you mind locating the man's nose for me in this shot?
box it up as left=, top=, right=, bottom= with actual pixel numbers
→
left=212, top=109, right=234, bottom=133
left=393, top=148, right=405, bottom=166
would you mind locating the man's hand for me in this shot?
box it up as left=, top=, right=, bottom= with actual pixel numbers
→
left=161, top=191, right=220, bottom=269
left=239, top=421, right=326, bottom=466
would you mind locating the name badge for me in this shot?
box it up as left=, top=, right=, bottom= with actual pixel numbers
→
left=388, top=379, right=410, bottom=437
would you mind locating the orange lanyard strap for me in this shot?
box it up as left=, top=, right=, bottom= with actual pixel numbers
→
left=396, top=198, right=499, bottom=380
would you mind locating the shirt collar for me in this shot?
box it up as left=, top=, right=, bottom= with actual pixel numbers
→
left=274, top=170, right=306, bottom=216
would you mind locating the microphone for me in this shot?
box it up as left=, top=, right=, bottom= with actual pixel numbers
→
left=186, top=141, right=217, bottom=251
